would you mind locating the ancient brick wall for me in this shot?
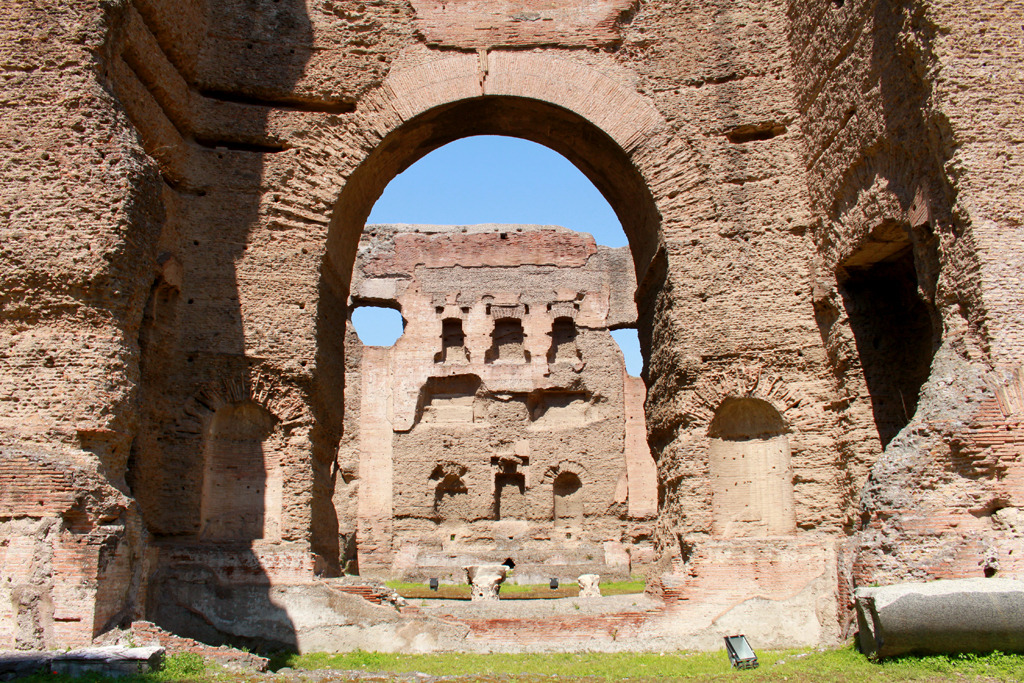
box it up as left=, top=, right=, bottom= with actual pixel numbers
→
left=342, top=224, right=656, bottom=582
left=786, top=0, right=1024, bottom=603
left=1, top=0, right=1021, bottom=650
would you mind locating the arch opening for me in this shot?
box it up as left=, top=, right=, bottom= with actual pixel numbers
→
left=324, top=96, right=661, bottom=291
left=312, top=94, right=664, bottom=571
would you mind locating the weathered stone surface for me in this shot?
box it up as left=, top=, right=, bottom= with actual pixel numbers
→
left=341, top=224, right=656, bottom=583
left=578, top=574, right=601, bottom=598
left=0, top=0, right=1021, bottom=654
left=855, top=579, right=1024, bottom=658
left=466, top=565, right=508, bottom=602
left=95, top=621, right=269, bottom=672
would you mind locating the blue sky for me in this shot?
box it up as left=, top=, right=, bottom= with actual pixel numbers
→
left=356, top=135, right=642, bottom=376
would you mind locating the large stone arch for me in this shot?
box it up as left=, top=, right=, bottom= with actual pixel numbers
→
left=322, top=50, right=673, bottom=285
left=301, top=52, right=682, bottom=564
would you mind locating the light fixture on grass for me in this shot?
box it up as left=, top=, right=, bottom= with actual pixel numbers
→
left=724, top=635, right=758, bottom=669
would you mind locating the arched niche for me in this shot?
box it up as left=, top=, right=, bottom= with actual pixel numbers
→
left=199, top=401, right=277, bottom=542
left=486, top=317, right=528, bottom=364
left=552, top=471, right=583, bottom=527
left=707, top=397, right=795, bottom=537
left=547, top=317, right=581, bottom=364
left=494, top=469, right=527, bottom=521
left=433, top=473, right=469, bottom=522
left=436, top=317, right=468, bottom=364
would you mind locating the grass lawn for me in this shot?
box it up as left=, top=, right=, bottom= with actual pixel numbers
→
left=17, top=646, right=1024, bottom=682
left=386, top=578, right=647, bottom=600
left=281, top=647, right=1024, bottom=681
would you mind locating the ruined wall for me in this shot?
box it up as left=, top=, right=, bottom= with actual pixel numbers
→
left=341, top=225, right=656, bottom=582
left=1, top=0, right=1021, bottom=650
left=786, top=0, right=1024, bottom=608
left=0, top=0, right=170, bottom=647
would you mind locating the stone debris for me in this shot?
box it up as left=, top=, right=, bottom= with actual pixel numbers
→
left=465, top=565, right=508, bottom=602
left=0, top=646, right=163, bottom=681
left=578, top=574, right=602, bottom=598
left=94, top=621, right=269, bottom=672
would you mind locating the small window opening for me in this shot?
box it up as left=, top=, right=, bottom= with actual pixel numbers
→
left=351, top=306, right=404, bottom=346
left=610, top=328, right=643, bottom=377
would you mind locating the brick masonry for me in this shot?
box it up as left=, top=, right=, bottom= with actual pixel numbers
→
left=0, top=0, right=1021, bottom=652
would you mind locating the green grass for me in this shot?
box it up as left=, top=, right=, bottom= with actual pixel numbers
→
left=386, top=578, right=646, bottom=600
left=281, top=646, right=1024, bottom=681
left=17, top=646, right=1024, bottom=682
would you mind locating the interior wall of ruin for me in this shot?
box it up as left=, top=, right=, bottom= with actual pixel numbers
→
left=341, top=225, right=657, bottom=582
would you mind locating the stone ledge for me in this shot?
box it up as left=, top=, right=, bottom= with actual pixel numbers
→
left=0, top=646, right=163, bottom=681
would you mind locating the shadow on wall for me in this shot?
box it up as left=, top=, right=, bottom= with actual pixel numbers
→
left=852, top=0, right=946, bottom=447
left=836, top=223, right=940, bottom=448
left=123, top=0, right=323, bottom=651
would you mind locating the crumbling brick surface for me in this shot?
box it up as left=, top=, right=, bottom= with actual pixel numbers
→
left=342, top=224, right=657, bottom=582
left=95, top=621, right=269, bottom=672
left=1, top=0, right=1021, bottom=652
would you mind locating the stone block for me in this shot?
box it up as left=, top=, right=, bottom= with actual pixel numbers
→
left=465, top=565, right=508, bottom=602
left=578, top=574, right=601, bottom=598
left=855, top=578, right=1024, bottom=658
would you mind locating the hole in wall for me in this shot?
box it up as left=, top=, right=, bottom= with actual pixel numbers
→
left=351, top=306, right=404, bottom=347
left=435, top=317, right=469, bottom=364
left=725, top=123, right=787, bottom=144
left=610, top=327, right=643, bottom=377
left=838, top=226, right=939, bottom=447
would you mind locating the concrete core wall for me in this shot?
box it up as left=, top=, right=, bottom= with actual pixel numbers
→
left=0, top=0, right=1021, bottom=651
left=341, top=224, right=656, bottom=583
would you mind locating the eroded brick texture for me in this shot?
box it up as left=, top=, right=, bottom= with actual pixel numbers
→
left=339, top=224, right=656, bottom=582
left=0, top=0, right=1021, bottom=651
